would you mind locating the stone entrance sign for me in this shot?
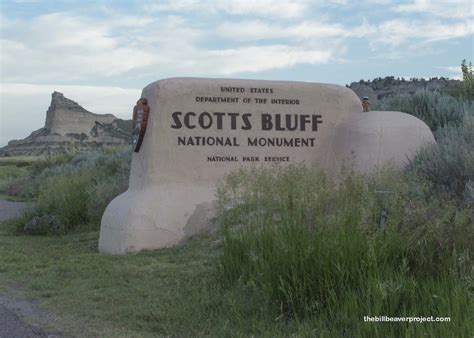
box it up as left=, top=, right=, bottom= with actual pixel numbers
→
left=99, top=78, right=363, bottom=254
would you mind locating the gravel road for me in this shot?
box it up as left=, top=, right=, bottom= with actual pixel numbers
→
left=0, top=200, right=27, bottom=222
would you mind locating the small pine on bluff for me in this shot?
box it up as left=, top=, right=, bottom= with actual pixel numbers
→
left=0, top=92, right=132, bottom=156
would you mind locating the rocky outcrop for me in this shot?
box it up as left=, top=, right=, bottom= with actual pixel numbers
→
left=0, top=92, right=132, bottom=156
left=45, top=91, right=117, bottom=135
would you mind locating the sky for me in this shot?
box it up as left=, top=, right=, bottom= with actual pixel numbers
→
left=0, top=0, right=473, bottom=146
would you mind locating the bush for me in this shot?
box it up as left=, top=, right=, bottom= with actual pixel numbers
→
left=87, top=176, right=128, bottom=223
left=0, top=162, right=30, bottom=199
left=216, top=165, right=473, bottom=335
left=23, top=214, right=61, bottom=235
left=35, top=169, right=93, bottom=233
left=16, top=146, right=132, bottom=234
left=409, top=112, right=474, bottom=202
left=31, top=152, right=74, bottom=172
left=377, top=90, right=467, bottom=132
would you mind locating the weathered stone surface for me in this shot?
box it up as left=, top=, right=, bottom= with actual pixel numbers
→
left=99, top=77, right=363, bottom=254
left=45, top=91, right=116, bottom=135
left=0, top=92, right=132, bottom=156
left=330, top=111, right=436, bottom=173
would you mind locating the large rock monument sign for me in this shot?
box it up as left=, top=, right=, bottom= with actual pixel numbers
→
left=99, top=78, right=434, bottom=254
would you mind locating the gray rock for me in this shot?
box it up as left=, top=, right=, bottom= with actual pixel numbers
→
left=0, top=92, right=132, bottom=156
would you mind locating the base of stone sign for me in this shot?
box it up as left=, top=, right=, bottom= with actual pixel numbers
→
left=99, top=184, right=216, bottom=254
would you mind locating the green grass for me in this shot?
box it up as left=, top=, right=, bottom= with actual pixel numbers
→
left=1, top=166, right=472, bottom=336
left=0, top=156, right=38, bottom=201
left=0, top=221, right=312, bottom=337
left=216, top=165, right=474, bottom=337
left=0, top=156, right=44, bottom=165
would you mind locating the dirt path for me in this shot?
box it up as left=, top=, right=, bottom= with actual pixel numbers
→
left=0, top=200, right=28, bottom=222
left=0, top=295, right=62, bottom=338
left=0, top=201, right=62, bottom=337
left=0, top=296, right=48, bottom=338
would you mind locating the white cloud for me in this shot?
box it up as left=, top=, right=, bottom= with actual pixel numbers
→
left=216, top=19, right=378, bottom=42
left=0, top=12, right=158, bottom=82
left=1, top=11, right=342, bottom=82
left=370, top=19, right=473, bottom=49
left=395, top=0, right=474, bottom=19
left=216, top=20, right=351, bottom=41
left=0, top=83, right=141, bottom=146
left=205, top=45, right=332, bottom=74
left=1, top=1, right=472, bottom=84
left=144, top=0, right=309, bottom=18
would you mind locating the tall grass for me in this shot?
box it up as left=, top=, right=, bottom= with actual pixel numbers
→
left=216, top=165, right=473, bottom=336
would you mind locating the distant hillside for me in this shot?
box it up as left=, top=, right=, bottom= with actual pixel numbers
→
left=0, top=92, right=132, bottom=156
left=348, top=77, right=462, bottom=104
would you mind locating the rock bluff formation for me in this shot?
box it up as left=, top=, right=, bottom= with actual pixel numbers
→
left=0, top=92, right=132, bottom=156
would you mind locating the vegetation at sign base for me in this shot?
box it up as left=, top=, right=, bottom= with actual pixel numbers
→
left=408, top=113, right=474, bottom=202
left=214, top=61, right=474, bottom=336
left=1, top=167, right=472, bottom=337
left=216, top=164, right=473, bottom=336
left=375, top=91, right=474, bottom=202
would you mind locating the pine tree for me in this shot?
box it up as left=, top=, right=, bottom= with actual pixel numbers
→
left=461, top=59, right=474, bottom=102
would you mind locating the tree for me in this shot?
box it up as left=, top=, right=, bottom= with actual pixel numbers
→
left=461, top=59, right=474, bottom=102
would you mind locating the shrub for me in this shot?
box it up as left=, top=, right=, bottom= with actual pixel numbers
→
left=23, top=214, right=61, bottom=235
left=87, top=176, right=128, bottom=223
left=35, top=169, right=93, bottom=233
left=377, top=90, right=466, bottom=132
left=31, top=152, right=74, bottom=172
left=408, top=112, right=474, bottom=202
left=18, top=146, right=132, bottom=234
left=461, top=59, right=474, bottom=102
left=0, top=163, right=34, bottom=200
